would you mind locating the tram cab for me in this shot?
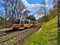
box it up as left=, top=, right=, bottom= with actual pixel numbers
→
left=12, top=19, right=24, bottom=29
left=12, top=19, right=20, bottom=29
left=12, top=19, right=30, bottom=29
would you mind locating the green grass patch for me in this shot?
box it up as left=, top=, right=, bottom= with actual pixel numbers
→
left=26, top=16, right=58, bottom=45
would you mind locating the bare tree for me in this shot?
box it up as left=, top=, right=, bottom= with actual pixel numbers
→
left=37, top=6, right=44, bottom=15
left=23, top=9, right=30, bottom=18
left=0, top=0, right=26, bottom=28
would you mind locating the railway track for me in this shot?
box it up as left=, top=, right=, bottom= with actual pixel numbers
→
left=0, top=29, right=19, bottom=37
left=0, top=31, right=6, bottom=36
left=13, top=26, right=41, bottom=45
left=0, top=26, right=41, bottom=45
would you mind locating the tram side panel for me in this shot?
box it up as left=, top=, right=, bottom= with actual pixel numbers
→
left=24, top=20, right=30, bottom=28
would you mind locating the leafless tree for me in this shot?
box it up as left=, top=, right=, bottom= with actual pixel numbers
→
left=0, top=0, right=26, bottom=28
left=23, top=10, right=30, bottom=18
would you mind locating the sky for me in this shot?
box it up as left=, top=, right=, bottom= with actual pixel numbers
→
left=26, top=0, right=44, bottom=4
left=0, top=0, right=54, bottom=19
left=21, top=0, right=54, bottom=19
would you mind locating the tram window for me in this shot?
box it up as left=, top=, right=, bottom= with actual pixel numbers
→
left=33, top=22, right=36, bottom=24
left=13, top=20, right=19, bottom=24
left=25, top=21, right=29, bottom=24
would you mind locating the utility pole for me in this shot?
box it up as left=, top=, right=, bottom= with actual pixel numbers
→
left=58, top=0, right=60, bottom=44
left=58, top=0, right=60, bottom=27
left=44, top=0, right=46, bottom=22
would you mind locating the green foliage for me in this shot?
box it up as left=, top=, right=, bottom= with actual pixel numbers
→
left=26, top=16, right=58, bottom=45
left=0, top=16, right=4, bottom=25
left=0, top=16, right=13, bottom=29
left=48, top=6, right=57, bottom=20
left=27, top=15, right=36, bottom=21
left=37, top=16, right=45, bottom=24
left=37, top=5, right=57, bottom=24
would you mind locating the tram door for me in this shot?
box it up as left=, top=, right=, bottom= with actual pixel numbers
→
left=20, top=21, right=24, bottom=28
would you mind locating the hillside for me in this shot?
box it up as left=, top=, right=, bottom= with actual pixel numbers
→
left=25, top=16, right=58, bottom=45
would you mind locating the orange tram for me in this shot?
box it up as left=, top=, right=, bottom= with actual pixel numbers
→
left=12, top=19, right=37, bottom=30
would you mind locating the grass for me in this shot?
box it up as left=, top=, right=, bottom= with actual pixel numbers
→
left=25, top=16, right=58, bottom=45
